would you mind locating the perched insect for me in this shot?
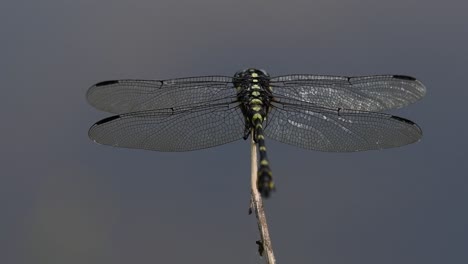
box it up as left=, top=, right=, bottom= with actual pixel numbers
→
left=87, top=68, right=426, bottom=197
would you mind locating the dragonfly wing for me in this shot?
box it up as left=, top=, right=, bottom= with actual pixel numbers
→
left=88, top=104, right=245, bottom=152
left=270, top=75, right=426, bottom=112
left=87, top=76, right=235, bottom=114
left=264, top=103, right=422, bottom=152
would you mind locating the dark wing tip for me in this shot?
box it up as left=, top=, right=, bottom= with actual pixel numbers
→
left=95, top=80, right=119, bottom=87
left=86, top=81, right=120, bottom=110
left=391, top=115, right=423, bottom=136
left=89, top=115, right=121, bottom=142
left=94, top=115, right=120, bottom=125
left=393, top=75, right=417, bottom=81
left=391, top=115, right=416, bottom=125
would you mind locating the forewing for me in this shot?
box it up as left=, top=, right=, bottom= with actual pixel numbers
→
left=88, top=104, right=245, bottom=152
left=264, top=103, right=422, bottom=152
left=270, top=75, right=426, bottom=112
left=87, top=76, right=235, bottom=114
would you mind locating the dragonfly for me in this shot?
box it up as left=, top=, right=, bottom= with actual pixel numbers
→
left=87, top=68, right=426, bottom=197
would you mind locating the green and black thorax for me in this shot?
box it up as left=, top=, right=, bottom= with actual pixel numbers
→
left=233, top=68, right=273, bottom=135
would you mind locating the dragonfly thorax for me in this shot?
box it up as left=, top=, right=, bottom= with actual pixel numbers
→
left=234, top=68, right=273, bottom=127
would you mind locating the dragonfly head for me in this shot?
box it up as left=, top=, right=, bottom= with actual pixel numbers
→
left=233, top=68, right=270, bottom=87
left=234, top=68, right=270, bottom=78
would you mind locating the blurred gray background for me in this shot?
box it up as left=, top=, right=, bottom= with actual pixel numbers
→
left=1, top=0, right=467, bottom=263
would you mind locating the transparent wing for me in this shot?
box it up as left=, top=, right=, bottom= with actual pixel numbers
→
left=86, top=76, right=235, bottom=114
left=264, top=103, right=422, bottom=152
left=88, top=104, right=246, bottom=152
left=270, top=75, right=426, bottom=112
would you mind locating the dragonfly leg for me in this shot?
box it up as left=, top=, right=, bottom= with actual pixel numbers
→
left=243, top=126, right=251, bottom=140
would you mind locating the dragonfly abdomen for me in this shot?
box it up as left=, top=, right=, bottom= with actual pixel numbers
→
left=252, top=113, right=275, bottom=197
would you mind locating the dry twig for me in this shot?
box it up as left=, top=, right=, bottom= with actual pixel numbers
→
left=249, top=135, right=276, bottom=264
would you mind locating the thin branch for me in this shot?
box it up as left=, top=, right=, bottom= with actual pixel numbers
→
left=250, top=135, right=276, bottom=264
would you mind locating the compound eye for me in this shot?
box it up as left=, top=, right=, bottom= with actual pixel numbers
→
left=235, top=68, right=250, bottom=77
left=259, top=69, right=270, bottom=77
